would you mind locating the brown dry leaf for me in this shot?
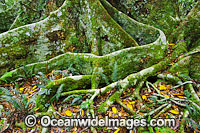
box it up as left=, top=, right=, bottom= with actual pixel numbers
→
left=139, top=112, right=144, bottom=116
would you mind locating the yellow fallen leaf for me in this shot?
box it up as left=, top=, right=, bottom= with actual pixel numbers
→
left=169, top=43, right=175, bottom=46
left=65, top=110, right=73, bottom=116
left=99, top=115, right=103, bottom=119
left=159, top=85, right=167, bottom=90
left=164, top=95, right=170, bottom=98
left=177, top=96, right=185, bottom=99
left=114, top=128, right=120, bottom=133
left=128, top=101, right=136, bottom=104
left=142, top=95, right=147, bottom=100
left=19, top=87, right=25, bottom=92
left=32, top=85, right=37, bottom=90
left=81, top=109, right=84, bottom=116
left=127, top=103, right=133, bottom=110
left=112, top=107, right=118, bottom=114
left=29, top=89, right=39, bottom=94
left=169, top=110, right=179, bottom=115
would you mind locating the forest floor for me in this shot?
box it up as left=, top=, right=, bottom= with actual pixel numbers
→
left=1, top=46, right=200, bottom=132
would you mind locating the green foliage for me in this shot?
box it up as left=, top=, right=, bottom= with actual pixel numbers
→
left=154, top=127, right=175, bottom=133
left=184, top=117, right=200, bottom=131
left=0, top=118, right=9, bottom=132
left=63, top=94, right=82, bottom=105
left=80, top=99, right=90, bottom=110
left=0, top=71, right=12, bottom=83
left=0, top=87, right=36, bottom=113
left=49, top=84, right=64, bottom=103
left=35, top=72, right=50, bottom=85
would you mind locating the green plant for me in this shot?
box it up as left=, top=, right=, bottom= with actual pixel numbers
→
left=49, top=84, right=64, bottom=103
left=35, top=72, right=50, bottom=85
left=0, top=87, right=36, bottom=113
left=80, top=99, right=91, bottom=110
left=63, top=94, right=83, bottom=105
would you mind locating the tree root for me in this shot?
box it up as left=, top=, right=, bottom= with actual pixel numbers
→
left=153, top=104, right=172, bottom=118
left=180, top=109, right=189, bottom=133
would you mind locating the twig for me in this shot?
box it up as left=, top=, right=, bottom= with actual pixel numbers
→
left=180, top=109, right=189, bottom=133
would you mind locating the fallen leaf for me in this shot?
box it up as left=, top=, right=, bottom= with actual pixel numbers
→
left=19, top=87, right=25, bottom=92
left=128, top=101, right=136, bottom=104
left=114, top=128, right=120, bottom=133
left=164, top=95, right=170, bottom=98
left=29, top=89, right=39, bottom=94
left=99, top=115, right=103, bottom=119
left=139, top=112, right=144, bottom=116
left=32, top=85, right=37, bottom=90
left=142, top=95, right=147, bottom=100
left=177, top=96, right=185, bottom=99
left=65, top=110, right=73, bottom=116
left=169, top=110, right=179, bottom=115
left=127, top=103, right=133, bottom=110
left=81, top=109, right=84, bottom=116
left=159, top=85, right=167, bottom=90
left=112, top=107, right=118, bottom=114
left=169, top=43, right=175, bottom=46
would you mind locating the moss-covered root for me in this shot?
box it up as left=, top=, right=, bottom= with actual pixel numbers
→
left=185, top=83, right=200, bottom=105
left=0, top=52, right=95, bottom=83
left=96, top=39, right=188, bottom=113
left=132, top=81, right=144, bottom=102
left=97, top=59, right=171, bottom=114
left=157, top=73, right=183, bottom=85
left=180, top=109, right=189, bottom=133
left=153, top=104, right=172, bottom=118
left=61, top=89, right=97, bottom=96
left=46, top=75, right=92, bottom=92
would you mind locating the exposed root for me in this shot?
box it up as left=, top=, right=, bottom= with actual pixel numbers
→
left=180, top=109, right=189, bottom=133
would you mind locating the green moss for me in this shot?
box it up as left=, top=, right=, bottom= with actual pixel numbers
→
left=46, top=75, right=92, bottom=92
